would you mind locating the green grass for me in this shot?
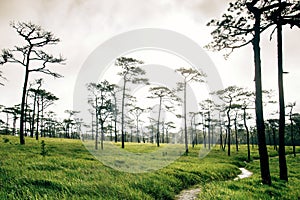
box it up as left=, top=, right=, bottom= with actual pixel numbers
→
left=198, top=146, right=300, bottom=200
left=1, top=135, right=298, bottom=199
left=0, top=135, right=240, bottom=200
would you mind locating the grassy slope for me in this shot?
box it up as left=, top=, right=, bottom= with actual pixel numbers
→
left=0, top=135, right=240, bottom=200
left=198, top=146, right=300, bottom=200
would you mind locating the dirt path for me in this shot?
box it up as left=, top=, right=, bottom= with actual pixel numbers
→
left=234, top=168, right=253, bottom=180
left=175, top=168, right=253, bottom=200
left=175, top=188, right=201, bottom=200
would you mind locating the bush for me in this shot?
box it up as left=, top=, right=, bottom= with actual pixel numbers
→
left=40, top=140, right=48, bottom=157
left=2, top=138, right=9, bottom=143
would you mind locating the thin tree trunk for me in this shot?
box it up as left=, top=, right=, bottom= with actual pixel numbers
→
left=184, top=81, right=188, bottom=154
left=95, top=97, right=98, bottom=150
left=208, top=111, right=211, bottom=150
left=20, top=70, right=30, bottom=144
left=226, top=103, right=231, bottom=156
left=5, top=113, right=9, bottom=135
left=36, top=98, right=40, bottom=140
left=136, top=116, right=140, bottom=143
left=13, top=115, right=17, bottom=135
left=121, top=78, right=127, bottom=149
left=290, top=113, right=296, bottom=157
left=157, top=97, right=162, bottom=147
left=272, top=127, right=277, bottom=150
left=101, top=123, right=104, bottom=150
left=243, top=108, right=251, bottom=162
left=234, top=113, right=238, bottom=152
left=277, top=7, right=288, bottom=180
left=202, top=113, right=206, bottom=148
left=30, top=93, right=37, bottom=138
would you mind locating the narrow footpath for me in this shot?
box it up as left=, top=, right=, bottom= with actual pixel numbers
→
left=175, top=168, right=253, bottom=200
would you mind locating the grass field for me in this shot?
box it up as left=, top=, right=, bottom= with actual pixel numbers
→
left=0, top=135, right=299, bottom=200
left=198, top=147, right=300, bottom=200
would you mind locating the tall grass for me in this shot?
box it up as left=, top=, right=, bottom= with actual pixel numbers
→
left=0, top=135, right=242, bottom=199
left=198, top=146, right=300, bottom=200
left=5, top=136, right=298, bottom=199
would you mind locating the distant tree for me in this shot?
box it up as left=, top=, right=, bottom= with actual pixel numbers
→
left=2, top=105, right=21, bottom=135
left=115, top=57, right=148, bottom=149
left=211, top=86, right=245, bottom=156
left=129, top=106, right=144, bottom=143
left=0, top=21, right=65, bottom=145
left=175, top=67, right=206, bottom=154
left=287, top=102, right=296, bottom=157
left=87, top=81, right=114, bottom=150
left=110, top=84, right=121, bottom=143
left=38, top=89, right=59, bottom=138
left=189, top=112, right=198, bottom=148
left=28, top=79, right=43, bottom=138
left=267, top=118, right=279, bottom=151
left=240, top=90, right=255, bottom=162
left=165, top=121, right=176, bottom=144
left=232, top=105, right=242, bottom=152
left=64, top=110, right=80, bottom=139
left=199, top=99, right=216, bottom=150
left=148, top=86, right=178, bottom=147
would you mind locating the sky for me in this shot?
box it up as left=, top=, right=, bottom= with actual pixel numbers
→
left=0, top=0, right=300, bottom=122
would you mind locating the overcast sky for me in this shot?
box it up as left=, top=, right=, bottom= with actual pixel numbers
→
left=0, top=0, right=300, bottom=120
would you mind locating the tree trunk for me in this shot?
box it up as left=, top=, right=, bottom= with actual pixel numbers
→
left=272, top=127, right=277, bottom=150
left=5, top=113, right=9, bottom=135
left=20, top=70, right=30, bottom=144
left=91, top=112, right=94, bottom=140
left=95, top=98, right=98, bottom=150
left=253, top=13, right=272, bottom=185
left=101, top=122, right=104, bottom=150
left=226, top=103, right=231, bottom=156
left=184, top=81, right=188, bottom=154
left=157, top=97, right=162, bottom=147
left=277, top=9, right=288, bottom=181
left=41, top=96, right=44, bottom=138
left=121, top=78, right=126, bottom=149
left=36, top=98, right=40, bottom=140
left=202, top=113, right=206, bottom=148
left=208, top=111, right=211, bottom=150
left=234, top=113, right=238, bottom=152
left=243, top=108, right=251, bottom=162
left=136, top=116, right=140, bottom=143
left=30, top=93, right=37, bottom=138
left=13, top=115, right=17, bottom=135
